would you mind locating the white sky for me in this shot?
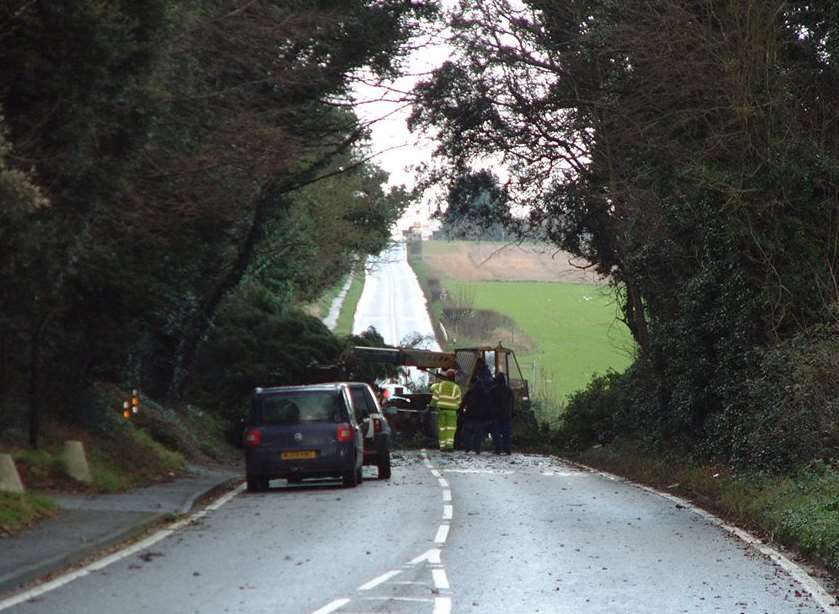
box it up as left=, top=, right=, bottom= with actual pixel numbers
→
left=351, top=18, right=455, bottom=234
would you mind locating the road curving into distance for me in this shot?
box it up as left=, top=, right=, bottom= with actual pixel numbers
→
left=4, top=240, right=834, bottom=613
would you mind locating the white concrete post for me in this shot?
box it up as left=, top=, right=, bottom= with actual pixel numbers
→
left=0, top=454, right=25, bottom=494
left=62, top=440, right=92, bottom=484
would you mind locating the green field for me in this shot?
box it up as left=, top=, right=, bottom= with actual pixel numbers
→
left=441, top=279, right=634, bottom=410
left=311, top=273, right=351, bottom=320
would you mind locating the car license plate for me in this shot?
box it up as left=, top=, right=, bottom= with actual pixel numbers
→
left=281, top=450, right=317, bottom=460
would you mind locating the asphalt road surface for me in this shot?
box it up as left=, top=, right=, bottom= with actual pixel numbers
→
left=353, top=243, right=440, bottom=351
left=4, top=452, right=828, bottom=613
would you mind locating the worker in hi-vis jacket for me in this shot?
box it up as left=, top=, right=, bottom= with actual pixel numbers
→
left=430, top=369, right=461, bottom=451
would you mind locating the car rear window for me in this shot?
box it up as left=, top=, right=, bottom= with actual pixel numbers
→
left=255, top=391, right=347, bottom=425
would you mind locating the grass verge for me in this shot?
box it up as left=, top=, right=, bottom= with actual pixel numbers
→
left=574, top=441, right=839, bottom=581
left=5, top=383, right=237, bottom=498
left=406, top=253, right=446, bottom=345
left=335, top=267, right=365, bottom=336
left=309, top=272, right=351, bottom=320
left=0, top=491, right=57, bottom=535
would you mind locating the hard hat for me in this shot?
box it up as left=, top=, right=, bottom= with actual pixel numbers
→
left=446, top=368, right=457, bottom=378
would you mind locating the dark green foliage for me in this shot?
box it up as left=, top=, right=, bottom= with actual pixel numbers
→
left=437, top=170, right=511, bottom=240
left=342, top=327, right=401, bottom=384
left=707, top=325, right=839, bottom=471
left=562, top=324, right=839, bottom=471
left=557, top=372, right=621, bottom=451
left=191, top=285, right=344, bottom=419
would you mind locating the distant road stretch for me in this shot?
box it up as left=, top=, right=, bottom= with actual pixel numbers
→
left=353, top=243, right=440, bottom=351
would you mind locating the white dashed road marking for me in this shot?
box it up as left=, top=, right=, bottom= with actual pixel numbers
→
left=358, top=570, right=402, bottom=591
left=433, top=596, right=453, bottom=614
left=410, top=548, right=442, bottom=565
left=434, top=524, right=450, bottom=545
left=309, top=450, right=454, bottom=613
left=311, top=598, right=352, bottom=614
left=432, top=569, right=450, bottom=590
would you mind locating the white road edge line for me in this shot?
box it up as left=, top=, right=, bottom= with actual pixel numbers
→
left=0, top=482, right=246, bottom=613
left=442, top=489, right=451, bottom=502
left=438, top=478, right=449, bottom=488
left=310, top=598, right=351, bottom=614
left=434, top=524, right=450, bottom=545
left=433, top=596, right=453, bottom=614
left=430, top=469, right=441, bottom=478
left=580, top=462, right=838, bottom=613
left=443, top=504, right=453, bottom=521
left=357, top=570, right=401, bottom=591
left=432, top=568, right=450, bottom=590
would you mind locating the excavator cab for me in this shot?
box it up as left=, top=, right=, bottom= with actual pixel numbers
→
left=350, top=343, right=530, bottom=442
left=452, top=345, right=530, bottom=405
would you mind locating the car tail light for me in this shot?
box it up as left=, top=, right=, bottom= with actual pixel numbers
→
left=373, top=418, right=382, bottom=433
left=244, top=428, right=262, bottom=447
left=336, top=423, right=353, bottom=443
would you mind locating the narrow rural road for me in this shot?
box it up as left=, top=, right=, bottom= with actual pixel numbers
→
left=5, top=453, right=829, bottom=613
left=353, top=243, right=440, bottom=351
left=3, top=241, right=833, bottom=613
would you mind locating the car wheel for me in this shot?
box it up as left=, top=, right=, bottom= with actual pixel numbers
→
left=342, top=466, right=359, bottom=488
left=247, top=476, right=268, bottom=492
left=377, top=450, right=392, bottom=480
left=356, top=466, right=363, bottom=484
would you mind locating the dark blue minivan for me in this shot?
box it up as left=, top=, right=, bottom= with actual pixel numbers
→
left=243, top=384, right=364, bottom=491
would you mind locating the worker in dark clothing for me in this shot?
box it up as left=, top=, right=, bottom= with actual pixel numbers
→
left=490, top=371, right=515, bottom=455
left=459, top=365, right=493, bottom=453
left=454, top=360, right=484, bottom=450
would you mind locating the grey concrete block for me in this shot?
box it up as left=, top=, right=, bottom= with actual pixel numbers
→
left=0, top=453, right=24, bottom=494
left=63, top=440, right=92, bottom=484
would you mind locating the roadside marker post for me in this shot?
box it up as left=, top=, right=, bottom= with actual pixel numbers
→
left=122, top=389, right=141, bottom=419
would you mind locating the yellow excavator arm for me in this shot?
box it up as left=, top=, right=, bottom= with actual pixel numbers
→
left=350, top=346, right=458, bottom=371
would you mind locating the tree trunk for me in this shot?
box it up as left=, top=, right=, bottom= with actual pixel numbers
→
left=165, top=190, right=277, bottom=403
left=27, top=324, right=44, bottom=449
left=622, top=278, right=650, bottom=356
